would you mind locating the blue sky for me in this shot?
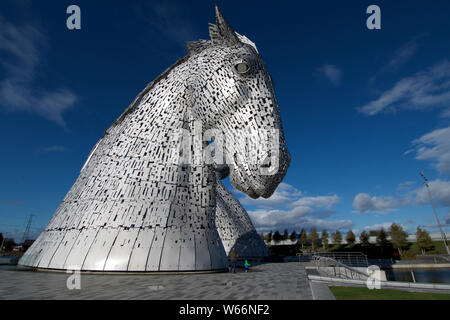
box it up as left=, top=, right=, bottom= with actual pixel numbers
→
left=1, top=0, right=450, bottom=241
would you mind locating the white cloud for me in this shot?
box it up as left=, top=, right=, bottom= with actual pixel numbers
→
left=414, top=179, right=450, bottom=207
left=386, top=37, right=421, bottom=71
left=316, top=64, right=342, bottom=86
left=239, top=182, right=340, bottom=209
left=352, top=193, right=410, bottom=213
left=358, top=60, right=450, bottom=116
left=248, top=206, right=312, bottom=229
left=237, top=182, right=349, bottom=232
left=0, top=17, right=76, bottom=127
left=441, top=108, right=450, bottom=118
left=238, top=182, right=302, bottom=208
left=412, top=127, right=450, bottom=175
left=303, top=218, right=353, bottom=232
left=352, top=178, right=450, bottom=216
left=250, top=209, right=353, bottom=233
left=291, top=194, right=340, bottom=208
left=368, top=36, right=423, bottom=88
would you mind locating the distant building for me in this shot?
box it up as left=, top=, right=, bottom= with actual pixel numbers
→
left=264, top=233, right=450, bottom=245
left=265, top=239, right=298, bottom=246
left=336, top=233, right=450, bottom=244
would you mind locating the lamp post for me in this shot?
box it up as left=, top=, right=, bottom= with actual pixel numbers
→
left=420, top=172, right=450, bottom=254
left=21, top=214, right=34, bottom=244
left=0, top=232, right=6, bottom=253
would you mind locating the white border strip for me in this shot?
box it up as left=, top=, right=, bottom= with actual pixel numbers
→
left=308, top=274, right=450, bottom=291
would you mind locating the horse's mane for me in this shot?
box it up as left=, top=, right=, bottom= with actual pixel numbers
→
left=104, top=25, right=258, bottom=137
left=104, top=54, right=190, bottom=136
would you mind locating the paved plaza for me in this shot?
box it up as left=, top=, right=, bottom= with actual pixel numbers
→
left=0, top=262, right=313, bottom=300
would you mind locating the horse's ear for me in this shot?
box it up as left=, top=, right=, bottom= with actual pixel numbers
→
left=209, top=5, right=241, bottom=46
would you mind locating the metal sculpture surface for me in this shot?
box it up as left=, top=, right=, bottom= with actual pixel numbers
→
left=19, top=6, right=289, bottom=272
left=216, top=180, right=269, bottom=257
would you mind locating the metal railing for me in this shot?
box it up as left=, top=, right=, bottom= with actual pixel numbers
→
left=312, top=252, right=369, bottom=267
left=415, top=254, right=450, bottom=263
left=311, top=255, right=369, bottom=280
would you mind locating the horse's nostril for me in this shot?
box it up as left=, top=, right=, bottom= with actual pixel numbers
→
left=261, top=161, right=271, bottom=168
left=260, top=156, right=271, bottom=168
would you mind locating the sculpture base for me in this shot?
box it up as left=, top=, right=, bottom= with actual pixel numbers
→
left=27, top=266, right=229, bottom=275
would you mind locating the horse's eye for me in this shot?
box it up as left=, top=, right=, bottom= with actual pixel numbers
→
left=235, top=62, right=250, bottom=74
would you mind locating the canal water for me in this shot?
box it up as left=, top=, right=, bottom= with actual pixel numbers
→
left=385, top=268, right=450, bottom=284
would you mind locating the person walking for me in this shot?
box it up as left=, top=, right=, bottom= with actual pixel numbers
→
left=229, top=248, right=237, bottom=273
left=244, top=259, right=250, bottom=272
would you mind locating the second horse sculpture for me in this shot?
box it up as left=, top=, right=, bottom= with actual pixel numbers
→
left=20, top=6, right=290, bottom=272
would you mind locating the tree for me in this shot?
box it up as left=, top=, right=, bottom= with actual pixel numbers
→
left=4, top=238, right=16, bottom=252
left=273, top=230, right=282, bottom=243
left=321, top=229, right=329, bottom=249
left=309, top=228, right=319, bottom=251
left=0, top=233, right=3, bottom=251
left=369, top=230, right=381, bottom=237
left=289, top=231, right=297, bottom=242
left=389, top=223, right=408, bottom=256
left=283, top=229, right=289, bottom=241
left=299, top=228, right=307, bottom=249
left=359, top=231, right=370, bottom=246
left=416, top=227, right=433, bottom=254
left=259, top=232, right=264, bottom=240
left=266, top=231, right=272, bottom=243
left=345, top=230, right=356, bottom=245
left=332, top=230, right=342, bottom=246
left=22, top=240, right=34, bottom=252
left=376, top=228, right=389, bottom=246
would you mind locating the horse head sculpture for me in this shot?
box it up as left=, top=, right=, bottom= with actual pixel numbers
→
left=19, top=6, right=289, bottom=272
left=190, top=6, right=290, bottom=199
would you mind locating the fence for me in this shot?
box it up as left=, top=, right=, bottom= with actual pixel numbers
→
left=311, top=252, right=370, bottom=280
left=415, top=254, right=450, bottom=263
left=312, top=252, right=369, bottom=267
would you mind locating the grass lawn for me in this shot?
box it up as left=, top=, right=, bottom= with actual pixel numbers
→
left=329, top=286, right=450, bottom=300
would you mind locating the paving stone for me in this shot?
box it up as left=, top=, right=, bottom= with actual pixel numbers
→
left=0, top=262, right=312, bottom=300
